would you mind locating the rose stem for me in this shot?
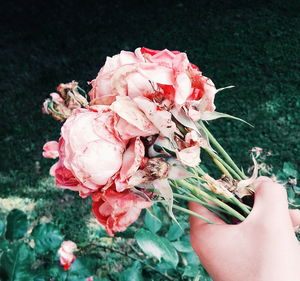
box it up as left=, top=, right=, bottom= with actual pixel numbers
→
left=191, top=167, right=251, bottom=214
left=168, top=203, right=214, bottom=224
left=172, top=182, right=229, bottom=215
left=230, top=196, right=251, bottom=214
left=173, top=193, right=231, bottom=223
left=177, top=179, right=246, bottom=221
left=211, top=157, right=232, bottom=178
left=202, top=148, right=242, bottom=180
left=199, top=121, right=247, bottom=180
left=173, top=186, right=229, bottom=212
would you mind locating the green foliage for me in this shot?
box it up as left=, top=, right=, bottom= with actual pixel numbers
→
left=283, top=162, right=298, bottom=178
left=135, top=228, right=178, bottom=268
left=5, top=209, right=28, bottom=241
left=0, top=243, right=35, bottom=281
left=0, top=209, right=98, bottom=281
left=182, top=265, right=199, bottom=278
left=144, top=209, right=162, bottom=234
left=68, top=259, right=93, bottom=279
left=31, top=223, right=63, bottom=254
left=119, top=261, right=144, bottom=281
left=0, top=220, right=4, bottom=237
left=166, top=223, right=184, bottom=241
left=172, top=240, right=193, bottom=253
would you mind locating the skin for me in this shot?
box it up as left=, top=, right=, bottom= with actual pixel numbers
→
left=189, top=176, right=300, bottom=281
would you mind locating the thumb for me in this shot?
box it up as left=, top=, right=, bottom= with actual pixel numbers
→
left=244, top=176, right=290, bottom=223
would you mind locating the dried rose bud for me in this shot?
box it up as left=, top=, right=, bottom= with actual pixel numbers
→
left=42, top=97, right=72, bottom=122
left=143, top=158, right=170, bottom=180
left=42, top=81, right=88, bottom=122
left=128, top=158, right=171, bottom=186
left=57, top=81, right=89, bottom=109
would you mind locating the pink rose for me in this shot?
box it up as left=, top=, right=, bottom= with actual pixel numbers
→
left=89, top=47, right=217, bottom=108
left=48, top=106, right=127, bottom=196
left=92, top=185, right=152, bottom=236
left=58, top=240, right=77, bottom=271
left=45, top=103, right=156, bottom=196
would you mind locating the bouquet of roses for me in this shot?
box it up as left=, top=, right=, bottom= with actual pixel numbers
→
left=42, top=47, right=255, bottom=237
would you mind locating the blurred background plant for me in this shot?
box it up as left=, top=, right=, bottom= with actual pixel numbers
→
left=1, top=0, right=299, bottom=279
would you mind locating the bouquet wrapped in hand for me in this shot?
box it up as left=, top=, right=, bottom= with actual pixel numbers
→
left=43, top=47, right=254, bottom=236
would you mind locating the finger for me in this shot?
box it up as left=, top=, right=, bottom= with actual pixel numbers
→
left=245, top=176, right=290, bottom=222
left=253, top=176, right=288, bottom=211
left=189, top=201, right=226, bottom=230
left=289, top=209, right=300, bottom=228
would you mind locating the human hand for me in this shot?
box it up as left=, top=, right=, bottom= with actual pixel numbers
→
left=190, top=176, right=300, bottom=281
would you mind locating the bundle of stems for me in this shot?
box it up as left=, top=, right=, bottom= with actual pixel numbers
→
left=166, top=121, right=252, bottom=224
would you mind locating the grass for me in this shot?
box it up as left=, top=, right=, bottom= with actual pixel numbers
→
left=1, top=0, right=300, bottom=279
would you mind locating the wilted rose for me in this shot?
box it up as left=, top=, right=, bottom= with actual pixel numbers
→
left=89, top=47, right=217, bottom=109
left=45, top=104, right=155, bottom=196
left=54, top=106, right=126, bottom=195
left=92, top=185, right=152, bottom=236
left=42, top=81, right=88, bottom=122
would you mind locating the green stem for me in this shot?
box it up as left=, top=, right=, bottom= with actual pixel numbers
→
left=172, top=183, right=230, bottom=215
left=203, top=148, right=242, bottom=180
left=177, top=179, right=246, bottom=221
left=173, top=193, right=221, bottom=212
left=199, top=121, right=247, bottom=179
left=173, top=193, right=231, bottom=223
left=230, top=196, right=251, bottom=214
left=192, top=166, right=251, bottom=215
left=195, top=166, right=206, bottom=176
left=211, top=157, right=232, bottom=178
left=171, top=203, right=214, bottom=224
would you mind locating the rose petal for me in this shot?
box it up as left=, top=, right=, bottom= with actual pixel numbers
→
left=138, top=63, right=174, bottom=85
left=174, top=72, right=192, bottom=105
left=134, top=97, right=177, bottom=140
left=176, top=146, right=201, bottom=167
left=120, top=137, right=145, bottom=182
left=152, top=178, right=176, bottom=221
left=111, top=96, right=159, bottom=136
left=43, top=141, right=59, bottom=159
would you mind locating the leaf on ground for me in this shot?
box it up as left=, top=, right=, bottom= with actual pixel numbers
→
left=5, top=209, right=28, bottom=241
left=283, top=162, right=298, bottom=178
left=135, top=229, right=178, bottom=268
left=0, top=219, right=4, bottom=236
left=144, top=209, right=162, bottom=234
left=31, top=223, right=63, bottom=254
left=182, top=251, right=200, bottom=266
left=172, top=240, right=193, bottom=253
left=69, top=258, right=92, bottom=277
left=166, top=223, right=184, bottom=241
left=119, top=261, right=144, bottom=281
left=183, top=265, right=199, bottom=278
left=0, top=243, right=35, bottom=281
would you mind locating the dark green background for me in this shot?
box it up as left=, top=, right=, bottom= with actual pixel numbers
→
left=1, top=0, right=300, bottom=192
